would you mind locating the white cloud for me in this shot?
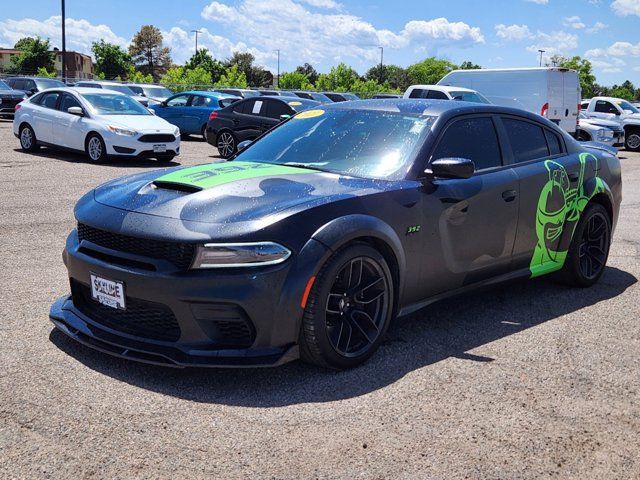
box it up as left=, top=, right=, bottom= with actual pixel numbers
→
left=586, top=21, right=608, bottom=33
left=298, top=0, right=341, bottom=8
left=495, top=24, right=534, bottom=40
left=563, top=16, right=586, bottom=29
left=586, top=41, right=640, bottom=58
left=526, top=0, right=549, bottom=4
left=200, top=0, right=484, bottom=71
left=611, top=0, right=640, bottom=16
left=526, top=30, right=579, bottom=58
left=0, top=15, right=127, bottom=53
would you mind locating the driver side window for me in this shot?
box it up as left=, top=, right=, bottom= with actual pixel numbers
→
left=431, top=117, right=503, bottom=171
left=167, top=95, right=190, bottom=107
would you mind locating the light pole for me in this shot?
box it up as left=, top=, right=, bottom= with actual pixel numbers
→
left=191, top=30, right=202, bottom=55
left=61, top=0, right=66, bottom=81
left=378, top=46, right=384, bottom=84
left=275, top=49, right=280, bottom=88
left=538, top=49, right=545, bottom=67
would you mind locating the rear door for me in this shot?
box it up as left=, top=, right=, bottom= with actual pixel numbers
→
left=547, top=71, right=564, bottom=128
left=32, top=90, right=61, bottom=143
left=231, top=99, right=265, bottom=141
left=186, top=94, right=214, bottom=134
left=500, top=116, right=581, bottom=277
left=562, top=71, right=580, bottom=133
left=420, top=115, right=520, bottom=295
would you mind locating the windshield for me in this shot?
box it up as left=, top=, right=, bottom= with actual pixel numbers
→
left=102, top=84, right=136, bottom=96
left=0, top=80, right=10, bottom=90
left=81, top=93, right=150, bottom=115
left=615, top=100, right=639, bottom=114
left=236, top=109, right=435, bottom=180
left=450, top=91, right=491, bottom=104
left=35, top=78, right=65, bottom=89
left=142, top=86, right=172, bottom=98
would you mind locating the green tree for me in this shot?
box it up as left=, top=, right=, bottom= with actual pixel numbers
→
left=365, top=64, right=410, bottom=91
left=459, top=60, right=481, bottom=70
left=609, top=81, right=635, bottom=101
left=314, top=63, right=360, bottom=91
left=225, top=51, right=270, bottom=87
left=294, top=63, right=318, bottom=84
left=278, top=71, right=313, bottom=90
left=129, top=25, right=172, bottom=81
left=126, top=66, right=153, bottom=83
left=216, top=64, right=248, bottom=88
left=36, top=67, right=56, bottom=78
left=8, top=36, right=54, bottom=74
left=159, top=66, right=212, bottom=92
left=349, top=79, right=387, bottom=98
left=185, top=48, right=225, bottom=83
left=92, top=40, right=131, bottom=80
left=552, top=55, right=597, bottom=99
left=406, top=57, right=457, bottom=85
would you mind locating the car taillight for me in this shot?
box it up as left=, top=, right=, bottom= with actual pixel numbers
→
left=541, top=103, right=549, bottom=117
left=209, top=111, right=218, bottom=121
left=15, top=104, right=21, bottom=111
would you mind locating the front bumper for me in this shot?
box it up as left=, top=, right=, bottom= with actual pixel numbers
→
left=104, top=131, right=181, bottom=158
left=50, top=226, right=328, bottom=368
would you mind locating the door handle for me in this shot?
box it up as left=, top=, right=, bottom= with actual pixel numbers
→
left=502, top=189, right=517, bottom=202
left=568, top=172, right=580, bottom=182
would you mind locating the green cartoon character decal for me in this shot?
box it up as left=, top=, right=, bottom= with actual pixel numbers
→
left=529, top=152, right=605, bottom=277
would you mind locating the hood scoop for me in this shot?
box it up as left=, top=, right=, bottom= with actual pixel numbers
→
left=151, top=180, right=203, bottom=193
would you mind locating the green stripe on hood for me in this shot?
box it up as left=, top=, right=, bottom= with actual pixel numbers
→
left=154, top=161, right=309, bottom=190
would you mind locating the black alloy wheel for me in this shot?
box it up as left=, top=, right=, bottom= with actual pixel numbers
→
left=217, top=131, right=237, bottom=159
left=299, top=244, right=393, bottom=369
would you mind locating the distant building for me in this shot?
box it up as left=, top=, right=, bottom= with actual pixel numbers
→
left=0, top=48, right=94, bottom=79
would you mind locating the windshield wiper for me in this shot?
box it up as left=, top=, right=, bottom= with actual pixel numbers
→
left=280, top=163, right=331, bottom=173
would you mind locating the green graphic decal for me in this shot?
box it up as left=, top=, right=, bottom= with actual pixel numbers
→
left=154, top=161, right=309, bottom=190
left=530, top=152, right=605, bottom=277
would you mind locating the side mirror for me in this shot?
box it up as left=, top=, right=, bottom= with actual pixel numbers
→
left=237, top=140, right=253, bottom=152
left=29, top=88, right=37, bottom=95
left=425, top=158, right=475, bottom=180
left=67, top=106, right=84, bottom=116
left=160, top=101, right=167, bottom=107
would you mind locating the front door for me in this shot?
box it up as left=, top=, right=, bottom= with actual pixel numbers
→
left=420, top=115, right=519, bottom=296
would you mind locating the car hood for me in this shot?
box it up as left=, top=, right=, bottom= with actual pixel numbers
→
left=580, top=117, right=620, bottom=128
left=93, top=161, right=397, bottom=225
left=97, top=114, right=176, bottom=132
left=0, top=90, right=24, bottom=99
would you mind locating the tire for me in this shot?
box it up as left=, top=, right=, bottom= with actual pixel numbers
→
left=85, top=133, right=108, bottom=163
left=201, top=124, right=207, bottom=140
left=216, top=130, right=237, bottom=159
left=625, top=128, right=640, bottom=151
left=558, top=203, right=611, bottom=287
left=19, top=124, right=39, bottom=152
left=156, top=155, right=175, bottom=163
left=299, top=244, right=394, bottom=370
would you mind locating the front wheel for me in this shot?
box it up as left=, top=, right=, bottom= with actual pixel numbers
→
left=86, top=134, right=108, bottom=163
left=216, top=131, right=237, bottom=159
left=625, top=129, right=640, bottom=151
left=559, top=203, right=611, bottom=287
left=299, top=244, right=394, bottom=369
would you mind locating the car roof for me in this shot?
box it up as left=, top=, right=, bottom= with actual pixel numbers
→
left=69, top=87, right=127, bottom=95
left=407, top=85, right=477, bottom=93
left=178, top=90, right=233, bottom=97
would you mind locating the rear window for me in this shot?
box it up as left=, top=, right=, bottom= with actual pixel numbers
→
left=265, top=100, right=292, bottom=119
left=503, top=118, right=549, bottom=163
left=545, top=130, right=563, bottom=156
left=432, top=117, right=502, bottom=170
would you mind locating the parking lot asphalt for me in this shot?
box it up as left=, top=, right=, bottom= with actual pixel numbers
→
left=0, top=118, right=638, bottom=479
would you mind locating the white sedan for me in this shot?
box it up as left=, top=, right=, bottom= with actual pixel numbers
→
left=13, top=87, right=180, bottom=163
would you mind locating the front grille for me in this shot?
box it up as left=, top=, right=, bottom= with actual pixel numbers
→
left=71, top=280, right=181, bottom=342
left=138, top=134, right=176, bottom=143
left=190, top=303, right=256, bottom=348
left=77, top=223, right=195, bottom=270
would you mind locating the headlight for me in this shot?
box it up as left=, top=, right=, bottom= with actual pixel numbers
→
left=107, top=125, right=137, bottom=136
left=596, top=128, right=614, bottom=140
left=191, top=242, right=291, bottom=268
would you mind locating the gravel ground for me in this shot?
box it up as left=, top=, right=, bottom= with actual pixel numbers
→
left=0, top=119, right=638, bottom=479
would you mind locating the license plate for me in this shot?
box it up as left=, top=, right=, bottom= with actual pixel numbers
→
left=153, top=144, right=167, bottom=153
left=90, top=273, right=126, bottom=310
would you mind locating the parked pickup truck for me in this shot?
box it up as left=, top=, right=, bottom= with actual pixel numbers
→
left=581, top=96, right=640, bottom=151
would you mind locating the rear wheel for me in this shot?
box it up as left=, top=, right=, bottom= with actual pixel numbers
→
left=559, top=203, right=611, bottom=287
left=86, top=133, right=108, bottom=163
left=299, top=244, right=394, bottom=369
left=19, top=124, right=39, bottom=152
left=217, top=131, right=237, bottom=159
left=625, top=128, right=640, bottom=151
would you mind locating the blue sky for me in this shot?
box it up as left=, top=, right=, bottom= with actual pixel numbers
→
left=1, top=0, right=639, bottom=86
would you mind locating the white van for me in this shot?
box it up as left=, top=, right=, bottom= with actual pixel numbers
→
left=437, top=68, right=581, bottom=134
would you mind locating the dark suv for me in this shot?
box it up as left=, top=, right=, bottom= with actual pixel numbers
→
left=0, top=79, right=26, bottom=117
left=4, top=77, right=66, bottom=97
